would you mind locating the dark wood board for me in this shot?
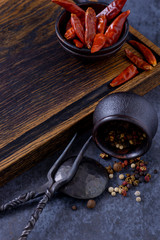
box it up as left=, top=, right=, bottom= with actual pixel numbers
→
left=0, top=0, right=160, bottom=186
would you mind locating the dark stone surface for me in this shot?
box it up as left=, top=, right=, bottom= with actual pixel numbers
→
left=0, top=1, right=160, bottom=240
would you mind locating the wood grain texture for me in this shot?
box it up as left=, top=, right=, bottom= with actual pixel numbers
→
left=0, top=0, right=160, bottom=186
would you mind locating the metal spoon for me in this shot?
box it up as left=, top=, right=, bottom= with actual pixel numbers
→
left=55, top=156, right=108, bottom=199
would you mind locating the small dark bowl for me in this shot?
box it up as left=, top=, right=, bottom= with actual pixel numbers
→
left=55, top=2, right=129, bottom=60
left=93, top=92, right=158, bottom=159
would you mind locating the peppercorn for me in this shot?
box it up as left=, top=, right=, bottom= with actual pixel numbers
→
left=121, top=189, right=127, bottom=197
left=154, top=169, right=158, bottom=174
left=126, top=179, right=133, bottom=185
left=129, top=159, right=135, bottom=164
left=136, top=197, right=141, bottom=202
left=124, top=160, right=128, bottom=166
left=140, top=166, right=147, bottom=172
left=144, top=175, right=150, bottom=182
left=87, top=200, right=96, bottom=209
left=113, top=162, right=122, bottom=172
left=123, top=186, right=128, bottom=192
left=131, top=163, right=136, bottom=168
left=126, top=173, right=130, bottom=177
left=146, top=173, right=151, bottom=179
left=106, top=165, right=112, bottom=170
left=119, top=174, right=125, bottom=180
left=134, top=191, right=141, bottom=196
left=108, top=187, right=114, bottom=193
left=109, top=173, right=114, bottom=179
left=72, top=205, right=77, bottom=210
left=121, top=163, right=125, bottom=168
left=122, top=181, right=127, bottom=186
left=119, top=188, right=122, bottom=194
left=133, top=180, right=139, bottom=186
left=114, top=187, right=119, bottom=192
left=100, top=153, right=109, bottom=159
left=108, top=169, right=114, bottom=174
left=111, top=192, right=116, bottom=197
left=130, top=175, right=135, bottom=181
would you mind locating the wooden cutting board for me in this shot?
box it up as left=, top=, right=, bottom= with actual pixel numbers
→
left=0, top=0, right=160, bottom=186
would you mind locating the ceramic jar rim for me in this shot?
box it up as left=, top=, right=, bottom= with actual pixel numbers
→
left=93, top=115, right=152, bottom=159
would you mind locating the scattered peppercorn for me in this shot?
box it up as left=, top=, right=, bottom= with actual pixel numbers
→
left=131, top=163, right=136, bottom=168
left=108, top=187, right=114, bottom=193
left=122, top=181, right=127, bottom=186
left=113, top=162, right=122, bottom=172
left=72, top=205, right=77, bottom=210
left=134, top=191, right=141, bottom=196
left=136, top=197, right=141, bottom=202
left=154, top=169, right=158, bottom=174
left=111, top=191, right=116, bottom=197
left=114, top=187, right=119, bottom=192
left=119, top=188, right=122, bottom=194
left=121, top=189, right=127, bottom=197
left=144, top=175, right=150, bottom=182
left=100, top=153, right=109, bottom=159
left=87, top=200, right=96, bottom=209
left=124, top=160, right=128, bottom=166
left=109, top=173, right=114, bottom=179
left=119, top=174, right=125, bottom=180
left=133, top=180, right=139, bottom=186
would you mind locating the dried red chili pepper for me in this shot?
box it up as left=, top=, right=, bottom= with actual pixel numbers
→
left=125, top=48, right=153, bottom=71
left=129, top=40, right=157, bottom=66
left=85, top=7, right=97, bottom=49
left=97, top=15, right=107, bottom=34
left=64, top=27, right=76, bottom=40
left=52, top=0, right=85, bottom=19
left=91, top=33, right=106, bottom=53
left=97, top=0, right=127, bottom=21
left=66, top=19, right=72, bottom=31
left=73, top=39, right=84, bottom=48
left=110, top=64, right=138, bottom=87
left=104, top=10, right=130, bottom=47
left=71, top=13, right=85, bottom=44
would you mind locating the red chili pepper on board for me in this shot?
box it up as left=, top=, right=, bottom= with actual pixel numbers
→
left=110, top=64, right=139, bottom=87
left=71, top=13, right=85, bottom=44
left=129, top=40, right=157, bottom=66
left=91, top=33, right=106, bottom=53
left=97, top=0, right=127, bottom=21
left=97, top=15, right=107, bottom=34
left=73, top=39, right=84, bottom=48
left=125, top=48, right=153, bottom=71
left=52, top=0, right=85, bottom=19
left=104, top=10, right=130, bottom=47
left=64, top=27, right=76, bottom=40
left=85, top=7, right=97, bottom=49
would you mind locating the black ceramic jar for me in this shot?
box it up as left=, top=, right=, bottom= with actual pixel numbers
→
left=93, top=92, right=158, bottom=159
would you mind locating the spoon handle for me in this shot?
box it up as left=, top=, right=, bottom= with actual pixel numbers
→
left=0, top=191, right=38, bottom=212
left=18, top=189, right=52, bottom=240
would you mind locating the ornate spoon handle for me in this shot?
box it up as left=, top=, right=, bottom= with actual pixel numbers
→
left=18, top=189, right=52, bottom=240
left=0, top=191, right=37, bottom=212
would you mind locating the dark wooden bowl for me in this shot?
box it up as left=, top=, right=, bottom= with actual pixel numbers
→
left=93, top=92, right=158, bottom=159
left=55, top=2, right=129, bottom=60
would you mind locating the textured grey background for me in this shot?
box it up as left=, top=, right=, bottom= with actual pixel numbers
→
left=0, top=0, right=160, bottom=240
